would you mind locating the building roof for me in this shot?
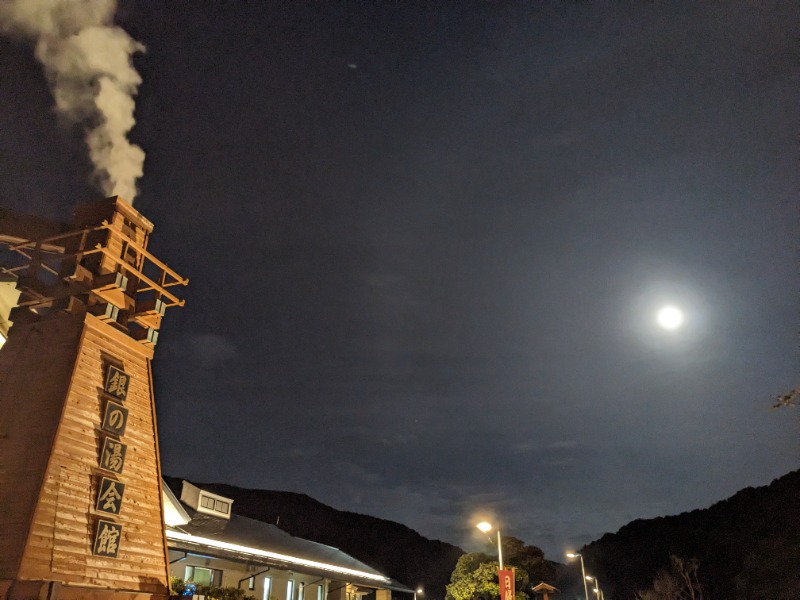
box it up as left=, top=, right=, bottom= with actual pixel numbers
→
left=167, top=506, right=413, bottom=593
left=162, top=480, right=191, bottom=526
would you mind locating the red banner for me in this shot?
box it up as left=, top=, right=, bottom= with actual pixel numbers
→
left=498, top=569, right=515, bottom=600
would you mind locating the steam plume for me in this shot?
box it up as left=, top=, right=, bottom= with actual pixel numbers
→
left=0, top=0, right=145, bottom=202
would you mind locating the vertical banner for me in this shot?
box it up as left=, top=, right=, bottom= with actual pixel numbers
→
left=498, top=569, right=515, bottom=600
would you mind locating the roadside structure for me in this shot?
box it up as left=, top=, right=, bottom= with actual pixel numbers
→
left=0, top=198, right=186, bottom=599
left=163, top=481, right=413, bottom=600
left=531, top=582, right=560, bottom=600
left=0, top=198, right=414, bottom=600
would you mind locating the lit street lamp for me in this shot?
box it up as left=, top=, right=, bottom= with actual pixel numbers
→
left=476, top=521, right=503, bottom=570
left=566, top=553, right=588, bottom=600
left=414, top=587, right=423, bottom=600
left=586, top=575, right=603, bottom=600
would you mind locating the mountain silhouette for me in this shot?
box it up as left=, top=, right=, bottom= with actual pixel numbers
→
left=163, top=477, right=463, bottom=599
left=579, top=469, right=800, bottom=599
left=166, top=469, right=799, bottom=600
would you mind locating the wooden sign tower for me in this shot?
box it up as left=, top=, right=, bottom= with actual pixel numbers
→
left=0, top=197, right=188, bottom=600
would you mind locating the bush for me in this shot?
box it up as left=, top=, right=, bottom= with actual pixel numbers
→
left=170, top=578, right=257, bottom=600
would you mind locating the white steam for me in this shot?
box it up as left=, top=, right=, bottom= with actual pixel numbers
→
left=0, top=0, right=146, bottom=202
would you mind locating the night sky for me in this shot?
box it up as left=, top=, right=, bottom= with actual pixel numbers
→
left=1, top=2, right=797, bottom=559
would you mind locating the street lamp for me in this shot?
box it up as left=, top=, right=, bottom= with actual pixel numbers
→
left=566, top=553, right=588, bottom=600
left=476, top=522, right=503, bottom=570
left=586, top=576, right=603, bottom=600
left=413, top=587, right=423, bottom=600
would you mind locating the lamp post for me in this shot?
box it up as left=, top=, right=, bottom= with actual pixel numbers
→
left=476, top=522, right=503, bottom=570
left=414, top=587, right=423, bottom=600
left=566, top=553, right=588, bottom=600
left=586, top=576, right=603, bottom=600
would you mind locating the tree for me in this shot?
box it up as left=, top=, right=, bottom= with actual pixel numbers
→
left=445, top=555, right=503, bottom=600
left=734, top=536, right=800, bottom=600
left=444, top=538, right=555, bottom=600
left=635, top=556, right=703, bottom=600
left=501, top=536, right=555, bottom=585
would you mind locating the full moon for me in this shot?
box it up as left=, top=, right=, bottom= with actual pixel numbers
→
left=656, top=305, right=684, bottom=330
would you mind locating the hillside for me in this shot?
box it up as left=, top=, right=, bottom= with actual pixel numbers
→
left=164, top=477, right=464, bottom=599
left=580, top=469, right=800, bottom=600
left=165, top=470, right=799, bottom=600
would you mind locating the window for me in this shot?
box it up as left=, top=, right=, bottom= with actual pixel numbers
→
left=198, top=493, right=231, bottom=517
left=317, top=585, right=324, bottom=600
left=184, top=566, right=222, bottom=586
left=263, top=577, right=272, bottom=600
left=299, top=582, right=305, bottom=600
left=248, top=577, right=255, bottom=590
left=287, top=580, right=295, bottom=600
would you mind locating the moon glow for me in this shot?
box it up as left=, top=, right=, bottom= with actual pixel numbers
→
left=656, top=306, right=684, bottom=330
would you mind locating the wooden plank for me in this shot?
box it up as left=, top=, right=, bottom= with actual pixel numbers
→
left=14, top=312, right=169, bottom=592
left=0, top=313, right=82, bottom=578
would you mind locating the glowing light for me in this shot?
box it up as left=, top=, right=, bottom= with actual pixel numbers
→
left=165, top=530, right=390, bottom=582
left=476, top=521, right=492, bottom=533
left=656, top=306, right=684, bottom=330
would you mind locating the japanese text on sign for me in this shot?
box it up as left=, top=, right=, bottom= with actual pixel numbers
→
left=100, top=437, right=127, bottom=474
left=101, top=400, right=129, bottom=436
left=96, top=477, right=126, bottom=515
left=104, top=365, right=130, bottom=401
left=93, top=519, right=123, bottom=558
left=95, top=362, right=133, bottom=558
left=498, top=570, right=515, bottom=600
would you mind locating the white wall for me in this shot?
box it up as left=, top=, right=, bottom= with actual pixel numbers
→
left=0, top=280, right=20, bottom=342
left=168, top=549, right=332, bottom=600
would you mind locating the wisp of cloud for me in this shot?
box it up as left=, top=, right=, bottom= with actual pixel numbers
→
left=0, top=0, right=145, bottom=201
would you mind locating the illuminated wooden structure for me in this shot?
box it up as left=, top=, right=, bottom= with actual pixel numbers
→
left=0, top=197, right=187, bottom=600
left=531, top=582, right=560, bottom=600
